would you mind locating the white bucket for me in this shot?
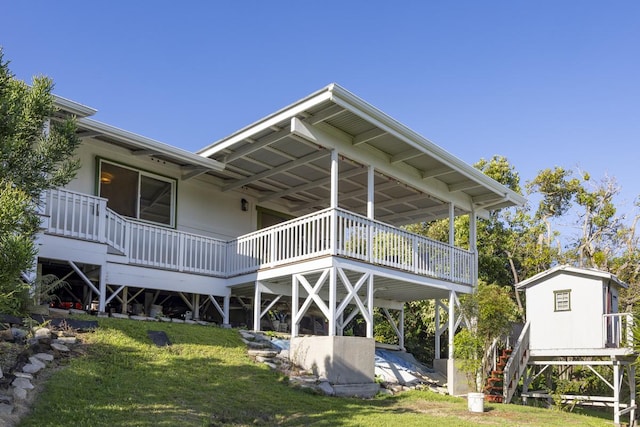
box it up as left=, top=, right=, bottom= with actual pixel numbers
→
left=467, top=392, right=485, bottom=413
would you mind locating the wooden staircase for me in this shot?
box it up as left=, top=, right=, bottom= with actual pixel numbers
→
left=484, top=348, right=512, bottom=403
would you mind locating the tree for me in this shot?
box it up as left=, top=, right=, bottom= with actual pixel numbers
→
left=0, top=49, right=80, bottom=314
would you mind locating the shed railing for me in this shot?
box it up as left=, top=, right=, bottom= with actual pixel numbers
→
left=603, top=313, right=634, bottom=349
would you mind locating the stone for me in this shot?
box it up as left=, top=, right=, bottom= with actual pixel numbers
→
left=145, top=316, right=159, bottom=322
left=255, top=355, right=278, bottom=363
left=33, top=352, right=54, bottom=362
left=13, top=387, right=27, bottom=400
left=147, top=330, right=171, bottom=347
left=12, top=377, right=34, bottom=390
left=247, top=349, right=279, bottom=358
left=51, top=343, right=70, bottom=352
left=28, top=356, right=46, bottom=369
left=0, top=402, right=13, bottom=415
left=0, top=313, right=23, bottom=324
left=34, top=327, right=51, bottom=340
left=13, top=372, right=33, bottom=380
left=130, top=315, right=147, bottom=321
left=0, top=393, right=11, bottom=404
left=97, top=312, right=109, bottom=318
left=50, top=318, right=98, bottom=331
left=10, top=328, right=27, bottom=339
left=54, top=336, right=77, bottom=345
left=184, top=319, right=197, bottom=325
left=171, top=318, right=184, bottom=323
left=48, top=307, right=69, bottom=317
left=263, top=362, right=279, bottom=370
left=0, top=366, right=2, bottom=379
left=318, top=381, right=335, bottom=396
left=158, top=317, right=172, bottom=322
left=0, top=328, right=14, bottom=342
left=22, top=363, right=43, bottom=374
left=69, top=308, right=87, bottom=315
left=197, top=321, right=209, bottom=326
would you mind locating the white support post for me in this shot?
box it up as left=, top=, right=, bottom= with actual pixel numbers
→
left=435, top=298, right=441, bottom=359
left=330, top=150, right=339, bottom=209
left=629, top=363, right=636, bottom=423
left=328, top=267, right=337, bottom=336
left=193, top=294, right=200, bottom=320
left=469, top=208, right=478, bottom=286
left=223, top=295, right=230, bottom=327
left=448, top=290, right=456, bottom=396
left=291, top=275, right=299, bottom=338
left=98, top=266, right=106, bottom=312
left=367, top=165, right=374, bottom=219
left=253, top=281, right=261, bottom=332
left=614, top=362, right=621, bottom=426
left=449, top=202, right=455, bottom=280
left=399, top=306, right=405, bottom=350
left=367, top=274, right=374, bottom=338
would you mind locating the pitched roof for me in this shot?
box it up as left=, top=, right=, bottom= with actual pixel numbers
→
left=516, top=265, right=628, bottom=289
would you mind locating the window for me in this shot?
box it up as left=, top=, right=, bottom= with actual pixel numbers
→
left=98, top=159, right=176, bottom=226
left=554, top=289, right=571, bottom=312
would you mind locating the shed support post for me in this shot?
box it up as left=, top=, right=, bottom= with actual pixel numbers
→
left=98, top=266, right=106, bottom=312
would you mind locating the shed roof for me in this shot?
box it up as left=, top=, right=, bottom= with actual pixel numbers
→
left=516, top=265, right=628, bottom=290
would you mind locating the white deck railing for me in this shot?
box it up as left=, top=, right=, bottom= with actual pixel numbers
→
left=603, top=313, right=634, bottom=348
left=41, top=189, right=475, bottom=284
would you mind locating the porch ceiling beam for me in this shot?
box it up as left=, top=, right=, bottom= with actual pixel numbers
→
left=422, top=166, right=455, bottom=180
left=289, top=180, right=398, bottom=213
left=353, top=128, right=386, bottom=146
left=222, top=149, right=328, bottom=192
left=258, top=167, right=365, bottom=203
left=391, top=148, right=423, bottom=164
left=290, top=117, right=478, bottom=213
left=472, top=192, right=506, bottom=204
left=181, top=166, right=209, bottom=181
left=448, top=180, right=483, bottom=193
left=377, top=205, right=445, bottom=223
left=373, top=192, right=425, bottom=209
left=308, top=104, right=345, bottom=125
left=223, top=126, right=290, bottom=163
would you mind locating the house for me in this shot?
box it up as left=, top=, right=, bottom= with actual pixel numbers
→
left=36, top=83, right=525, bottom=395
left=501, top=265, right=636, bottom=425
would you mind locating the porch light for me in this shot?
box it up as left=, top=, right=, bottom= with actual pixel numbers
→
left=241, top=198, right=248, bottom=211
left=100, top=171, right=113, bottom=184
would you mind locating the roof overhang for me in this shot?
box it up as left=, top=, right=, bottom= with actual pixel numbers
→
left=516, top=265, right=628, bottom=290
left=75, top=118, right=225, bottom=179
left=197, top=84, right=526, bottom=225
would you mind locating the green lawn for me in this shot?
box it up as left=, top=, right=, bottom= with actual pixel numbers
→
left=19, top=317, right=613, bottom=426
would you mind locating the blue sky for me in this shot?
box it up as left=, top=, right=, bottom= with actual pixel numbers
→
left=3, top=1, right=639, bottom=224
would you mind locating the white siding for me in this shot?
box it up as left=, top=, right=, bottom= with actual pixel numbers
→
left=526, top=274, right=604, bottom=350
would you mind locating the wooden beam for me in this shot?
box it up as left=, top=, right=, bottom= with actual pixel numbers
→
left=223, top=126, right=290, bottom=163
left=258, top=167, right=364, bottom=202
left=308, top=104, right=345, bottom=125
left=181, top=166, right=209, bottom=181
left=391, top=148, right=423, bottom=164
left=353, top=128, right=386, bottom=146
left=448, top=180, right=483, bottom=193
left=422, top=166, right=455, bottom=179
left=222, top=149, right=328, bottom=192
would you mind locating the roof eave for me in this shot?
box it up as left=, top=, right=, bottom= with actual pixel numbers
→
left=54, top=94, right=97, bottom=118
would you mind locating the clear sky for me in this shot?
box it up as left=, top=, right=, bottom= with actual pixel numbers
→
left=2, top=1, right=639, bottom=220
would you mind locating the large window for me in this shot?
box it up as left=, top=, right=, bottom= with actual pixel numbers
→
left=98, top=160, right=176, bottom=226
left=554, top=289, right=571, bottom=312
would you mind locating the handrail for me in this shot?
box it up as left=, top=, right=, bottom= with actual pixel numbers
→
left=603, top=313, right=634, bottom=349
left=503, top=321, right=530, bottom=404
left=41, top=189, right=476, bottom=284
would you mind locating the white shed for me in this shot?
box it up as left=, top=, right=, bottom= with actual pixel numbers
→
left=517, top=265, right=627, bottom=352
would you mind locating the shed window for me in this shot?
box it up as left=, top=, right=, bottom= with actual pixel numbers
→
left=554, top=290, right=571, bottom=312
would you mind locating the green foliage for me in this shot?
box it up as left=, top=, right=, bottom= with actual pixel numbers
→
left=0, top=49, right=80, bottom=314
left=454, top=283, right=519, bottom=391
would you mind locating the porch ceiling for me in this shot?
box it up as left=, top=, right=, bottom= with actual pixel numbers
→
left=198, top=84, right=525, bottom=226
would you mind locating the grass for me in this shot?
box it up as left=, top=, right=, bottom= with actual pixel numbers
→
left=18, top=317, right=614, bottom=426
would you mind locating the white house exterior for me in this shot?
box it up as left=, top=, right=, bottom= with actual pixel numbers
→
left=36, top=84, right=526, bottom=395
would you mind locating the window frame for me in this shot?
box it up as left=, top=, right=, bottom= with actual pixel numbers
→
left=97, top=158, right=177, bottom=228
left=554, top=289, right=571, bottom=312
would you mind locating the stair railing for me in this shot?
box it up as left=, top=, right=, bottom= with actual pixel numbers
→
left=502, top=321, right=530, bottom=403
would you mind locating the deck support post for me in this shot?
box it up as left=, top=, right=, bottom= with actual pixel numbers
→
left=98, top=266, right=106, bottom=312
left=121, top=287, right=128, bottom=314
left=614, top=362, right=621, bottom=426
left=223, top=294, right=230, bottom=327
left=193, top=294, right=200, bottom=320
left=291, top=275, right=299, bottom=337
left=447, top=289, right=456, bottom=396
left=449, top=203, right=455, bottom=281
left=253, top=281, right=262, bottom=332
left=328, top=267, right=337, bottom=336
